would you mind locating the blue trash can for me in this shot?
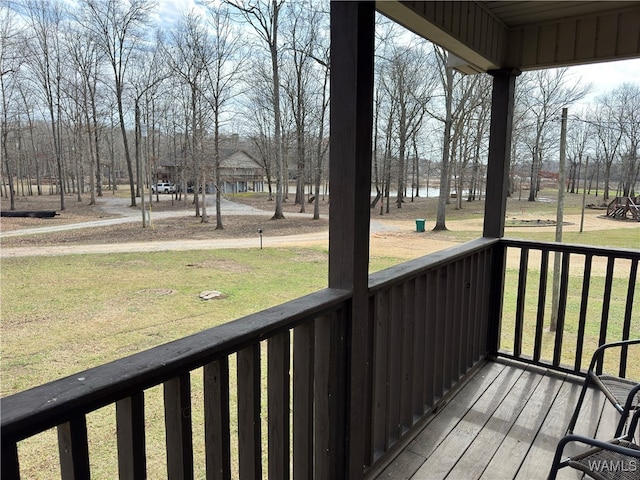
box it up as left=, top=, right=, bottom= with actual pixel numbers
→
left=415, top=219, right=425, bottom=232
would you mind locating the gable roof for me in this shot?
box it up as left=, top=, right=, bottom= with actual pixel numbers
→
left=219, top=150, right=263, bottom=170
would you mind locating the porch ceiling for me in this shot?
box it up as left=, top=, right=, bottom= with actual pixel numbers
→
left=377, top=1, right=640, bottom=73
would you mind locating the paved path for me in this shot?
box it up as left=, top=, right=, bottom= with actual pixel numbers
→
left=0, top=196, right=396, bottom=257
left=0, top=197, right=272, bottom=238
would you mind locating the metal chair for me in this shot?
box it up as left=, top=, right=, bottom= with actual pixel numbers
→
left=548, top=406, right=640, bottom=480
left=566, top=339, right=640, bottom=438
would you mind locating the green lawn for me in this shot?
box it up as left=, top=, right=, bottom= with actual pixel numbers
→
left=2, top=187, right=638, bottom=479
left=1, top=247, right=404, bottom=395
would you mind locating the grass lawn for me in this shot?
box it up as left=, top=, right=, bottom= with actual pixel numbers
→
left=1, top=247, right=405, bottom=479
left=1, top=247, right=404, bottom=396
left=1, top=187, right=638, bottom=478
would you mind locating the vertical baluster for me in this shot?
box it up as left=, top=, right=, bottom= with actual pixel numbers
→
left=486, top=243, right=506, bottom=356
left=204, top=358, right=231, bottom=480
left=400, top=279, right=415, bottom=431
left=293, top=321, right=314, bottom=480
left=443, top=264, right=455, bottom=390
left=619, top=258, right=638, bottom=377
left=452, top=261, right=464, bottom=379
left=533, top=249, right=549, bottom=362
left=514, top=248, right=529, bottom=358
left=575, top=254, right=593, bottom=372
left=372, top=289, right=389, bottom=456
left=58, top=416, right=90, bottom=480
left=314, top=311, right=346, bottom=479
left=268, top=331, right=290, bottom=480
left=471, top=251, right=484, bottom=361
left=597, top=257, right=616, bottom=374
left=237, top=344, right=261, bottom=480
left=460, top=256, right=472, bottom=372
left=116, top=393, right=146, bottom=479
left=164, top=374, right=193, bottom=480
left=423, top=271, right=437, bottom=409
left=2, top=441, right=20, bottom=479
left=553, top=252, right=571, bottom=367
left=433, top=267, right=446, bottom=400
left=469, top=252, right=481, bottom=364
left=412, top=274, right=427, bottom=418
left=386, top=285, right=402, bottom=445
left=363, top=297, right=375, bottom=468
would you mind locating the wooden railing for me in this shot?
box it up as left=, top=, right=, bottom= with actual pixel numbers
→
left=1, top=288, right=352, bottom=479
left=2, top=237, right=637, bottom=479
left=1, top=238, right=500, bottom=479
left=497, top=239, right=639, bottom=376
left=363, top=238, right=498, bottom=472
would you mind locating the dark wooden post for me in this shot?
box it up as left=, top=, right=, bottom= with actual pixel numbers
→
left=484, top=69, right=519, bottom=356
left=329, top=2, right=375, bottom=479
left=483, top=69, right=520, bottom=238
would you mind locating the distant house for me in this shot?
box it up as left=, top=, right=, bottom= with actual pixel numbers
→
left=218, top=150, right=265, bottom=193
left=154, top=149, right=265, bottom=194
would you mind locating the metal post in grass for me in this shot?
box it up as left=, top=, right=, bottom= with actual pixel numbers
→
left=580, top=156, right=589, bottom=233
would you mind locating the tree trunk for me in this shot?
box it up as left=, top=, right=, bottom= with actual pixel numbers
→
left=117, top=79, right=136, bottom=207
left=434, top=67, right=453, bottom=231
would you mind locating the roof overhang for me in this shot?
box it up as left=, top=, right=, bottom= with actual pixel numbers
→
left=376, top=1, right=640, bottom=73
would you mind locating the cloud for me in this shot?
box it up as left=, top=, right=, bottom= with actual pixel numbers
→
left=568, top=58, right=640, bottom=98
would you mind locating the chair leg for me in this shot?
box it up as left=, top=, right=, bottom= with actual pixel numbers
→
left=615, top=384, right=640, bottom=437
left=566, top=376, right=592, bottom=435
left=547, top=435, right=573, bottom=480
left=615, top=413, right=629, bottom=438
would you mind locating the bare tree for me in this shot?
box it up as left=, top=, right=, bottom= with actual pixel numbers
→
left=19, top=0, right=68, bottom=210
left=449, top=74, right=488, bottom=210
left=81, top=0, right=155, bottom=207
left=168, top=12, right=213, bottom=222
left=518, top=69, right=590, bottom=202
left=247, top=67, right=277, bottom=200
left=379, top=43, right=435, bottom=209
left=565, top=113, right=593, bottom=194
left=227, top=0, right=286, bottom=220
left=66, top=22, right=106, bottom=205
left=590, top=95, right=624, bottom=201
left=0, top=5, right=21, bottom=209
left=431, top=47, right=454, bottom=230
left=611, top=83, right=640, bottom=197
left=202, top=3, right=246, bottom=229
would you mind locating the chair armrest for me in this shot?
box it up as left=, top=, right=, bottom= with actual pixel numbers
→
left=588, top=338, right=640, bottom=373
left=549, top=434, right=640, bottom=480
left=557, top=434, right=640, bottom=457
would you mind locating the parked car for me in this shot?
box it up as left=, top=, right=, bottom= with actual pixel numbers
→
left=151, top=182, right=176, bottom=194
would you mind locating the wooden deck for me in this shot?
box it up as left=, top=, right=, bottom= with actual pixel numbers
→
left=372, top=358, right=621, bottom=480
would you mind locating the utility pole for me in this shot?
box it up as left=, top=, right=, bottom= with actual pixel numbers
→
left=551, top=107, right=568, bottom=332
left=580, top=156, right=589, bottom=233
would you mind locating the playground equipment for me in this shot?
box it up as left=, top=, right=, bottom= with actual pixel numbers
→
left=606, top=196, right=640, bottom=221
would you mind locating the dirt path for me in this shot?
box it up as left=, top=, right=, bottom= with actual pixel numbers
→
left=1, top=195, right=637, bottom=260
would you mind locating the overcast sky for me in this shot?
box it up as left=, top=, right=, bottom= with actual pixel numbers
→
left=565, top=58, right=640, bottom=98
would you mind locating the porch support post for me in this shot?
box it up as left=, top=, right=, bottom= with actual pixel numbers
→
left=483, top=69, right=520, bottom=238
left=484, top=69, right=519, bottom=356
left=329, top=2, right=375, bottom=479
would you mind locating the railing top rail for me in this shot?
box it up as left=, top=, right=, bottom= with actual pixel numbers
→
left=369, top=237, right=499, bottom=292
left=500, top=238, right=640, bottom=260
left=1, top=287, right=351, bottom=444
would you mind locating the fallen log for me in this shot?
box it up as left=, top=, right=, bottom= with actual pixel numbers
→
left=1, top=210, right=58, bottom=218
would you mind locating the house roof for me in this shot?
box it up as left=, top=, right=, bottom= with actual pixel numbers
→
left=219, top=150, right=263, bottom=170
left=377, top=1, right=640, bottom=73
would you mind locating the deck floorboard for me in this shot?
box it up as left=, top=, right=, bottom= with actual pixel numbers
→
left=371, top=359, right=622, bottom=480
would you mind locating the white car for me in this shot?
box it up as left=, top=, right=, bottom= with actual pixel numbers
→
left=151, top=182, right=175, bottom=194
